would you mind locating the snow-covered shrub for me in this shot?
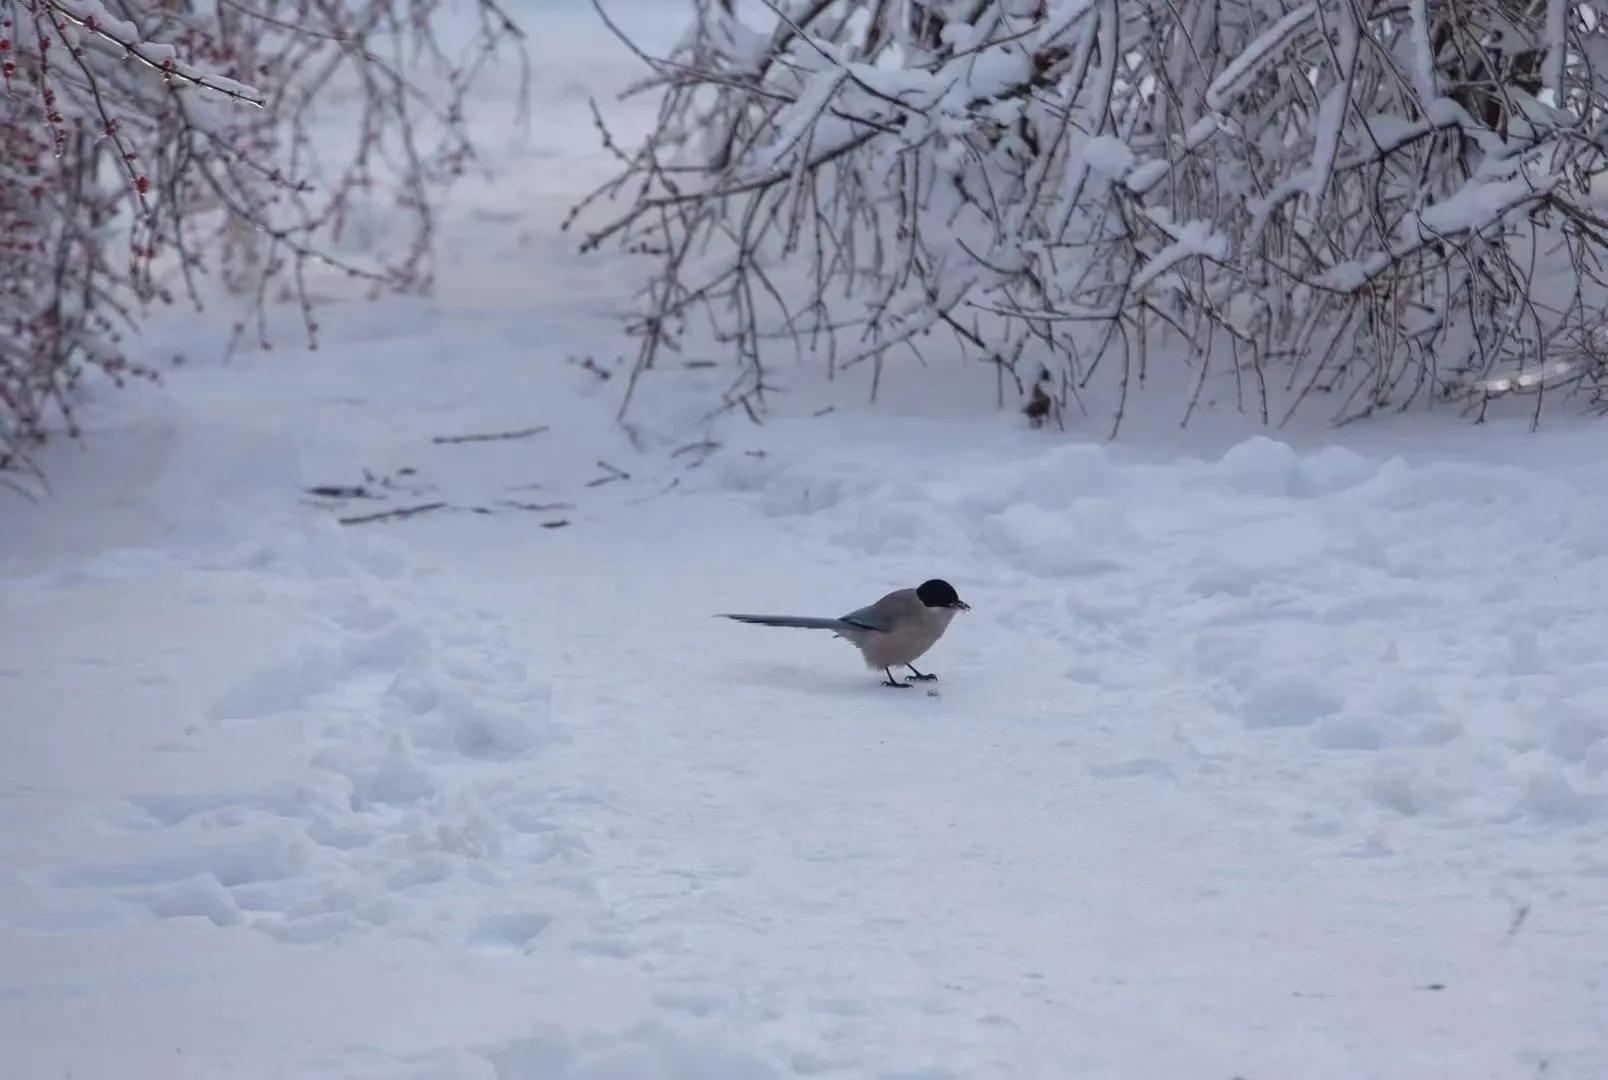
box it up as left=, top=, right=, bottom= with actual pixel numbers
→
left=578, top=0, right=1608, bottom=431
left=0, top=0, right=523, bottom=482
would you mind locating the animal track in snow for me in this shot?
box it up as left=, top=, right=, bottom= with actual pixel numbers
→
left=56, top=832, right=309, bottom=890
left=468, top=911, right=552, bottom=951
left=32, top=533, right=579, bottom=954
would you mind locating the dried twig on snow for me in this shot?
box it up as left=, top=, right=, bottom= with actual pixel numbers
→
left=432, top=425, right=551, bottom=445
left=339, top=502, right=449, bottom=526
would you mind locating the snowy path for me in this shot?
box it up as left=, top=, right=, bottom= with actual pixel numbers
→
left=5, top=338, right=1606, bottom=1076
left=4, top=1, right=1607, bottom=1074
left=466, top=420, right=1608, bottom=1077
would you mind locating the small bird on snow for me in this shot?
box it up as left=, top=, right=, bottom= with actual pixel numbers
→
left=720, top=579, right=970, bottom=688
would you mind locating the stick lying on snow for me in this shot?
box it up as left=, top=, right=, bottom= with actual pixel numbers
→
left=339, top=502, right=448, bottom=525
left=432, top=425, right=550, bottom=445
left=338, top=500, right=576, bottom=527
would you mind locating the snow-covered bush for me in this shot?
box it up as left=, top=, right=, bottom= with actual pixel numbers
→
left=0, top=0, right=523, bottom=481
left=578, top=0, right=1608, bottom=431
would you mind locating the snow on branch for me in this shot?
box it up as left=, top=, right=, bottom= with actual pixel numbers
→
left=1204, top=2, right=1317, bottom=112
left=1, top=0, right=527, bottom=478
left=43, top=0, right=266, bottom=106
left=577, top=0, right=1608, bottom=431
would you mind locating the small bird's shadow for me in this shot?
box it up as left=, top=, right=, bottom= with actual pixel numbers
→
left=727, top=662, right=932, bottom=699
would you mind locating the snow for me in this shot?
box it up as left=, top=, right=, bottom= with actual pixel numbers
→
left=1306, top=81, right=1351, bottom=198
left=1417, top=171, right=1558, bottom=234
left=757, top=69, right=849, bottom=171
left=1407, top=0, right=1440, bottom=103
left=55, top=0, right=266, bottom=104
left=1080, top=135, right=1134, bottom=178
left=1123, top=157, right=1170, bottom=194
left=1130, top=218, right=1229, bottom=292
left=1544, top=0, right=1569, bottom=99
left=1123, top=117, right=1219, bottom=197
left=1319, top=168, right=1557, bottom=290
left=53, top=0, right=141, bottom=46
left=1204, top=2, right=1318, bottom=112
left=4, top=2, right=1608, bottom=1077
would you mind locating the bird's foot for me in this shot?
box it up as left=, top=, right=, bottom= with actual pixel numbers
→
left=881, top=678, right=915, bottom=689
left=906, top=672, right=938, bottom=682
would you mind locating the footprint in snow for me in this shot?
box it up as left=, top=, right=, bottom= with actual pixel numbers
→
left=468, top=911, right=552, bottom=952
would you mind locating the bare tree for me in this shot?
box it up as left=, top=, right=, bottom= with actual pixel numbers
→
left=0, top=0, right=525, bottom=485
left=577, top=0, right=1608, bottom=432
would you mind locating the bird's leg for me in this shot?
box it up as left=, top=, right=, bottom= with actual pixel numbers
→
left=905, top=665, right=938, bottom=682
left=882, top=668, right=914, bottom=688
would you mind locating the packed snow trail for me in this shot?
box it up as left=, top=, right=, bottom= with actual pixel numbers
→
left=3, top=327, right=1606, bottom=1077
left=3, top=0, right=1607, bottom=1074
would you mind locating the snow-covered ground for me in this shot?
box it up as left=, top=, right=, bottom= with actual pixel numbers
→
left=4, top=4, right=1607, bottom=1078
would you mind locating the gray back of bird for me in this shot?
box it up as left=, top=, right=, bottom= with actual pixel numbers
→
left=839, top=588, right=956, bottom=670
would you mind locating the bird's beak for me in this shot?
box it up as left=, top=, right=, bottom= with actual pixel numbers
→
left=952, top=600, right=971, bottom=611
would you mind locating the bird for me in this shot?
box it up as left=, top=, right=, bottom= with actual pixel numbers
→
left=720, top=579, right=970, bottom=688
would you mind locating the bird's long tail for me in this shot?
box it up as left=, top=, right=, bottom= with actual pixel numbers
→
left=719, top=614, right=847, bottom=630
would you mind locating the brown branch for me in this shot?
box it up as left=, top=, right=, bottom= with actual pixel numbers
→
left=432, top=424, right=550, bottom=444
left=339, top=501, right=448, bottom=525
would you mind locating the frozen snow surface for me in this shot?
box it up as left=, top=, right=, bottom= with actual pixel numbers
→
left=3, top=3, right=1607, bottom=1078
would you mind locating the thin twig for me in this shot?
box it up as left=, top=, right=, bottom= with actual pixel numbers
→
left=432, top=424, right=551, bottom=445
left=339, top=502, right=448, bottom=525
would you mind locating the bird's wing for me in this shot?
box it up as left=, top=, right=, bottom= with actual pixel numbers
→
left=837, top=589, right=917, bottom=633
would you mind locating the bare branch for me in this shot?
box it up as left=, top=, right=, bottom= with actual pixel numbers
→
left=574, top=0, right=1608, bottom=432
